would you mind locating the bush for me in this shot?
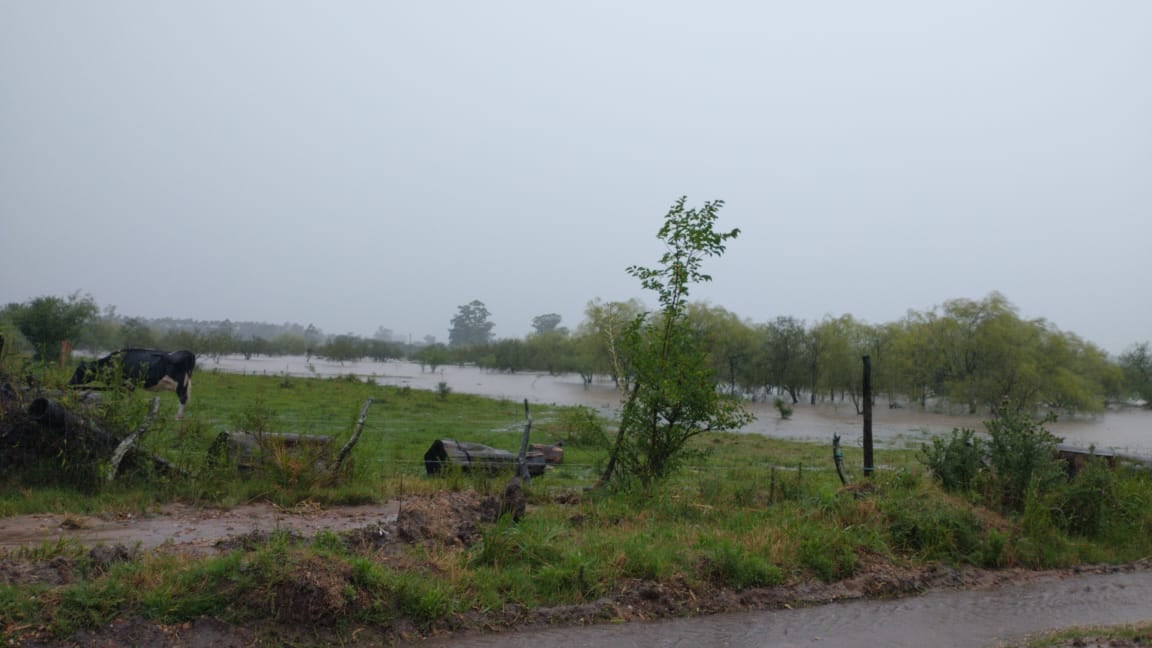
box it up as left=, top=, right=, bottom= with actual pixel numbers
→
left=1054, top=455, right=1115, bottom=537
left=773, top=397, right=793, bottom=420
left=984, top=404, right=1064, bottom=513
left=557, top=406, right=608, bottom=447
left=919, top=427, right=984, bottom=492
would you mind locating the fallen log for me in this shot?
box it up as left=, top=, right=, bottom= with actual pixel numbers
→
left=424, top=439, right=546, bottom=477
left=529, top=443, right=564, bottom=465
left=209, top=431, right=333, bottom=470
left=26, top=396, right=178, bottom=478
left=28, top=397, right=118, bottom=453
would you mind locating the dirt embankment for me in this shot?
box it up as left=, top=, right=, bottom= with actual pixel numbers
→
left=3, top=491, right=1149, bottom=647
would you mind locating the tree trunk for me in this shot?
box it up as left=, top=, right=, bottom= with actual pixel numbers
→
left=330, top=399, right=372, bottom=478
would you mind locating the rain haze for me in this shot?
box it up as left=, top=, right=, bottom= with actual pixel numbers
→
left=2, top=2, right=1149, bottom=353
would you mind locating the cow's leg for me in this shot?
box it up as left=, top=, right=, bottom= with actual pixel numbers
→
left=176, top=374, right=191, bottom=420
left=152, top=375, right=185, bottom=419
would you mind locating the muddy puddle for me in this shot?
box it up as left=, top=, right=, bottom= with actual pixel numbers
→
left=0, top=502, right=399, bottom=554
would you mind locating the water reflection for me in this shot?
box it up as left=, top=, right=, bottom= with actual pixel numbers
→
left=208, top=356, right=1152, bottom=453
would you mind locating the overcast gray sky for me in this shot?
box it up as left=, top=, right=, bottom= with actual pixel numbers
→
left=2, top=2, right=1149, bottom=353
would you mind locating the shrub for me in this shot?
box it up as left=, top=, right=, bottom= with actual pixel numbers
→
left=984, top=404, right=1064, bottom=513
left=1053, top=455, right=1115, bottom=537
left=557, top=406, right=608, bottom=447
left=919, top=427, right=984, bottom=492
left=773, top=397, right=793, bottom=420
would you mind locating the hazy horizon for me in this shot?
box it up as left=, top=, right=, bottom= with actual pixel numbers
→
left=3, top=2, right=1149, bottom=354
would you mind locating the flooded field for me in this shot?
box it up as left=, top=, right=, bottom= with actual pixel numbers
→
left=208, top=355, right=1152, bottom=454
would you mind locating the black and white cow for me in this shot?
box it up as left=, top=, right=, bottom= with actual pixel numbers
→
left=69, top=348, right=196, bottom=419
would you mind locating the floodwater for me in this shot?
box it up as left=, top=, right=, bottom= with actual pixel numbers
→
left=209, top=355, right=1152, bottom=454
left=429, top=569, right=1152, bottom=647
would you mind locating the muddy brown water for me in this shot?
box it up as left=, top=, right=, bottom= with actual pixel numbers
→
left=210, top=355, right=1152, bottom=453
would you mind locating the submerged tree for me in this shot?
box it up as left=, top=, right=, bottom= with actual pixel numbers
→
left=1118, top=342, right=1152, bottom=407
left=600, top=197, right=752, bottom=487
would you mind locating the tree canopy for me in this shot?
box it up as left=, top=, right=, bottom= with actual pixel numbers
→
left=1, top=293, right=98, bottom=361
left=449, top=300, right=495, bottom=348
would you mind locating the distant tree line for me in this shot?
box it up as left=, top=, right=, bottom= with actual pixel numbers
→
left=3, top=290, right=1150, bottom=415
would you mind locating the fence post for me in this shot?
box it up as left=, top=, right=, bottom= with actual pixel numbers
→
left=330, top=399, right=373, bottom=479
left=516, top=399, right=533, bottom=483
left=863, top=355, right=874, bottom=477
left=60, top=340, right=72, bottom=368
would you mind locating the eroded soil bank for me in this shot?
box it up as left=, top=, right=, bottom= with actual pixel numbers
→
left=4, top=490, right=1150, bottom=647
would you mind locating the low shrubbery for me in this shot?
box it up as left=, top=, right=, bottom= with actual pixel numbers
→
left=919, top=401, right=1152, bottom=555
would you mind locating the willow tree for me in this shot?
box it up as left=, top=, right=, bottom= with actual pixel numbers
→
left=1, top=293, right=98, bottom=362
left=600, top=197, right=752, bottom=487
left=576, top=298, right=644, bottom=387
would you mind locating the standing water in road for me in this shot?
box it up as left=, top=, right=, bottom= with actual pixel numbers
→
left=428, top=569, right=1152, bottom=648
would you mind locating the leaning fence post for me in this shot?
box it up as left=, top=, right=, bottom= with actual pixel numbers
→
left=516, top=399, right=533, bottom=483
left=107, top=397, right=161, bottom=482
left=833, top=433, right=848, bottom=485
left=330, top=398, right=373, bottom=479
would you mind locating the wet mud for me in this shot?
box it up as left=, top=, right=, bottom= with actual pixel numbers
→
left=4, top=492, right=1151, bottom=647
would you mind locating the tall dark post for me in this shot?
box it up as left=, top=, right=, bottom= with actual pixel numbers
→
left=862, top=355, right=874, bottom=476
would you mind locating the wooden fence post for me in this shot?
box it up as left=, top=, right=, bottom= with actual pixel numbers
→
left=330, top=399, right=373, bottom=479
left=516, top=399, right=533, bottom=483
left=107, top=397, right=161, bottom=482
left=862, top=355, right=874, bottom=477
left=60, top=340, right=73, bottom=369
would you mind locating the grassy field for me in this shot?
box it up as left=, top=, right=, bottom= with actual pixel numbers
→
left=2, top=368, right=1151, bottom=644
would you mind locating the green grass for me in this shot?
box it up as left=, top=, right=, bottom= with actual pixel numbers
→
left=3, top=370, right=1152, bottom=644
left=1015, top=622, right=1152, bottom=647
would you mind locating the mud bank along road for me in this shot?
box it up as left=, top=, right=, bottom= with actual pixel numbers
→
left=2, top=499, right=1151, bottom=647
left=431, top=567, right=1152, bottom=648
